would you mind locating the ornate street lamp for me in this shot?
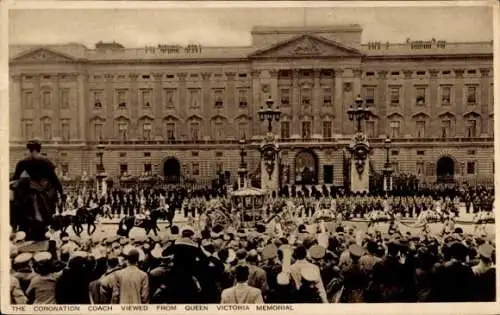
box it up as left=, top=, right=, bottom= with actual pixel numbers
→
left=96, top=143, right=107, bottom=196
left=384, top=136, right=391, bottom=169
left=96, top=143, right=106, bottom=174
left=258, top=96, right=281, bottom=133
left=383, top=135, right=394, bottom=194
left=347, top=95, right=372, bottom=133
left=237, top=136, right=248, bottom=189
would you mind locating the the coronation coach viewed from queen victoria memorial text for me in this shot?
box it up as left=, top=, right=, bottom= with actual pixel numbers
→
left=4, top=3, right=498, bottom=312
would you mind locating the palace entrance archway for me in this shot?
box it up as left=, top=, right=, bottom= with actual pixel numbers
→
left=436, top=156, right=455, bottom=184
left=163, top=157, right=181, bottom=183
left=294, top=150, right=318, bottom=185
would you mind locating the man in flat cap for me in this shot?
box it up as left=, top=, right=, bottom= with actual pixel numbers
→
left=26, top=252, right=60, bottom=304
left=11, top=139, right=65, bottom=241
left=365, top=239, right=408, bottom=302
left=471, top=243, right=496, bottom=301
left=429, top=241, right=475, bottom=302
left=340, top=244, right=368, bottom=303
left=161, top=225, right=212, bottom=303
left=290, top=245, right=328, bottom=303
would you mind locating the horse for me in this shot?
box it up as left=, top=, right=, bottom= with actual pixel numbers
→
left=51, top=213, right=74, bottom=234
left=117, top=208, right=170, bottom=237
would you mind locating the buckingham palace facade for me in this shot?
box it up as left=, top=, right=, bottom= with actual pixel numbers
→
left=9, top=25, right=494, bottom=187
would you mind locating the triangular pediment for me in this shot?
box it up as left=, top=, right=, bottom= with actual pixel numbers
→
left=249, top=34, right=363, bottom=59
left=12, top=48, right=77, bottom=63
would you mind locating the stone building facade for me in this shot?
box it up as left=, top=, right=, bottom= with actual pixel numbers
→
left=9, top=25, right=494, bottom=187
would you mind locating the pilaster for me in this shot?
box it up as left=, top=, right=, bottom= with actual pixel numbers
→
left=104, top=73, right=114, bottom=140
left=10, top=75, right=22, bottom=142
left=333, top=68, right=344, bottom=135
left=479, top=68, right=490, bottom=134
left=152, top=72, right=163, bottom=139
left=453, top=68, right=465, bottom=135
left=402, top=70, right=413, bottom=136
left=429, top=69, right=439, bottom=137
left=77, top=73, right=88, bottom=142
left=291, top=69, right=299, bottom=136
left=201, top=72, right=212, bottom=138
left=377, top=70, right=387, bottom=136
left=129, top=73, right=139, bottom=139
left=313, top=69, right=321, bottom=135
left=177, top=72, right=188, bottom=137
left=251, top=70, right=261, bottom=136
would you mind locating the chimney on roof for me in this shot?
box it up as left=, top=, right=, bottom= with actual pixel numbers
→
left=95, top=41, right=125, bottom=50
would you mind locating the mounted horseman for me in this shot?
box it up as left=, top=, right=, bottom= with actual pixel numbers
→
left=10, top=139, right=65, bottom=241
left=116, top=207, right=169, bottom=237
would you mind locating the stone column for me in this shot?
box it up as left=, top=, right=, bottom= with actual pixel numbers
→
left=453, top=69, right=465, bottom=135
left=104, top=73, right=114, bottom=140
left=201, top=72, right=212, bottom=137
left=352, top=68, right=362, bottom=97
left=177, top=72, right=188, bottom=137
left=402, top=70, right=413, bottom=135
left=77, top=73, right=88, bottom=142
left=251, top=70, right=261, bottom=136
left=291, top=69, right=300, bottom=136
left=313, top=69, right=321, bottom=135
left=333, top=68, right=344, bottom=135
left=54, top=74, right=61, bottom=139
left=479, top=68, right=490, bottom=134
left=34, top=75, right=41, bottom=137
left=429, top=69, right=439, bottom=137
left=10, top=75, right=22, bottom=142
left=152, top=72, right=163, bottom=139
left=129, top=73, right=139, bottom=139
left=225, top=72, right=236, bottom=136
left=269, top=70, right=278, bottom=103
left=377, top=70, right=388, bottom=136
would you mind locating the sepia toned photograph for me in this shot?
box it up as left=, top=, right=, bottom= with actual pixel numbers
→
left=5, top=3, right=496, bottom=311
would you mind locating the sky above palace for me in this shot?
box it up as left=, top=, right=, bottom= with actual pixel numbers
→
left=9, top=5, right=493, bottom=48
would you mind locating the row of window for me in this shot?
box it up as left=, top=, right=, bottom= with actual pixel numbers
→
left=22, top=119, right=71, bottom=141
left=22, top=83, right=490, bottom=111
left=369, top=85, right=484, bottom=107
left=279, top=118, right=487, bottom=139
left=92, top=120, right=249, bottom=141
left=22, top=115, right=489, bottom=142
left=22, top=89, right=70, bottom=109
left=92, top=88, right=249, bottom=110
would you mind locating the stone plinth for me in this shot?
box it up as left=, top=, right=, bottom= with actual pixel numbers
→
left=260, top=133, right=280, bottom=193
left=348, top=133, right=372, bottom=194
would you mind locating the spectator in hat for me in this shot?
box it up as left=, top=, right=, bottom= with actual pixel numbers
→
left=296, top=266, right=322, bottom=303
left=359, top=240, right=382, bottom=275
left=56, top=251, right=91, bottom=304
left=290, top=246, right=328, bottom=303
left=221, top=265, right=263, bottom=304
left=26, top=252, right=59, bottom=304
left=472, top=243, right=496, bottom=302
left=340, top=244, right=368, bottom=303
left=110, top=249, right=149, bottom=304
left=246, top=249, right=268, bottom=296
left=366, top=240, right=407, bottom=302
left=261, top=244, right=282, bottom=302
left=96, top=255, right=122, bottom=304
left=11, top=276, right=28, bottom=304
left=12, top=253, right=35, bottom=294
left=430, top=242, right=475, bottom=302
left=161, top=225, right=210, bottom=304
